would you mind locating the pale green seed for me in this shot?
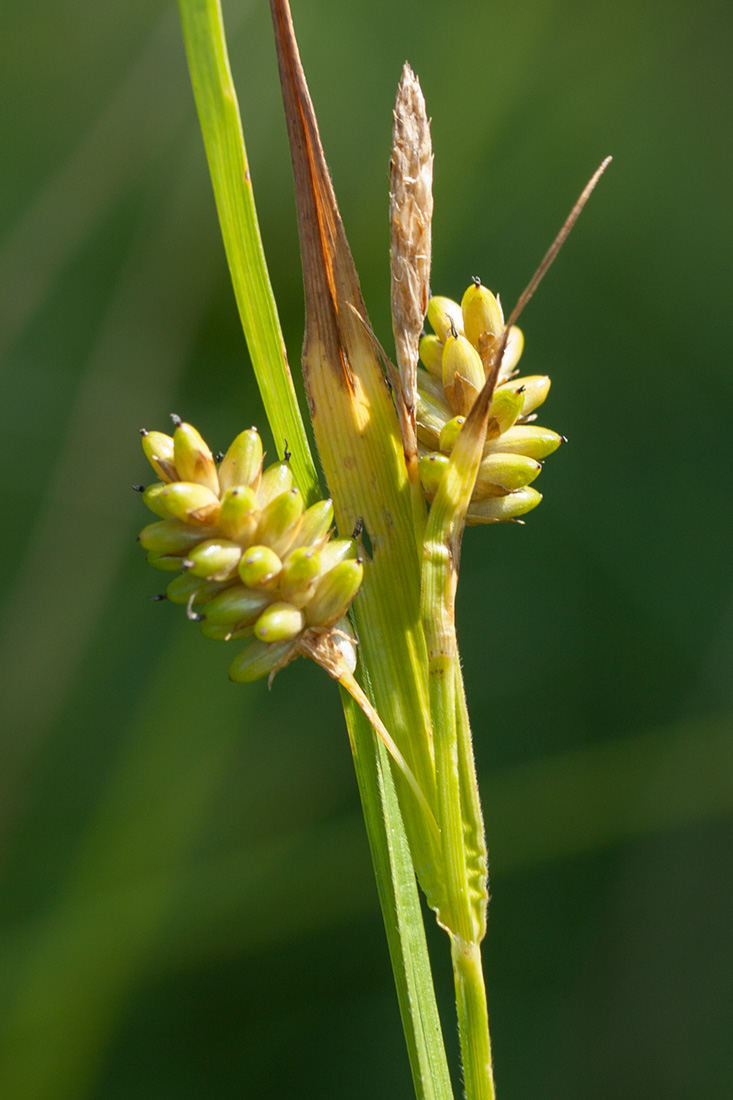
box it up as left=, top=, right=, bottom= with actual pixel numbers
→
left=318, top=538, right=357, bottom=574
left=466, top=486, right=542, bottom=524
left=255, top=487, right=304, bottom=557
left=305, top=560, right=364, bottom=628
left=257, top=461, right=293, bottom=507
left=279, top=548, right=322, bottom=606
left=427, top=295, right=464, bottom=343
left=442, top=333, right=485, bottom=415
left=254, top=601, right=305, bottom=643
left=200, top=621, right=254, bottom=642
left=461, top=281, right=503, bottom=348
left=160, top=482, right=220, bottom=525
left=419, top=333, right=444, bottom=378
left=140, top=430, right=177, bottom=483
left=473, top=453, right=542, bottom=498
left=218, top=428, right=263, bottom=494
left=142, top=482, right=169, bottom=518
left=166, top=573, right=233, bottom=606
left=238, top=545, right=282, bottom=588
left=218, top=486, right=259, bottom=542
left=483, top=424, right=563, bottom=459
left=418, top=453, right=450, bottom=499
left=173, top=421, right=220, bottom=495
left=229, top=639, right=295, bottom=683
left=287, top=499, right=334, bottom=552
left=200, top=584, right=271, bottom=627
left=147, top=552, right=187, bottom=572
left=439, top=416, right=465, bottom=454
left=139, top=519, right=216, bottom=555
left=184, top=539, right=242, bottom=579
left=486, top=386, right=525, bottom=438
left=513, top=375, right=551, bottom=416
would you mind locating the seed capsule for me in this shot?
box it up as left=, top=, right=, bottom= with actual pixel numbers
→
left=483, top=424, right=563, bottom=459
left=461, top=280, right=503, bottom=348
left=201, top=584, right=271, bottom=627
left=173, top=421, right=220, bottom=495
left=442, top=333, right=485, bottom=415
left=305, top=560, right=364, bottom=628
left=486, top=386, right=525, bottom=438
left=418, top=452, right=450, bottom=499
left=466, top=486, right=542, bottom=524
left=160, top=482, right=221, bottom=525
left=139, top=519, right=216, bottom=555
left=218, top=428, right=263, bottom=494
left=254, top=601, right=305, bottom=643
left=255, top=487, right=304, bottom=557
left=318, top=538, right=358, bottom=574
left=257, top=461, right=293, bottom=507
left=510, top=375, right=551, bottom=417
left=288, top=499, right=334, bottom=552
left=165, top=573, right=233, bottom=606
left=218, top=486, right=259, bottom=542
left=439, top=416, right=465, bottom=454
left=141, top=431, right=178, bottom=483
left=238, top=545, right=282, bottom=588
left=142, top=482, right=170, bottom=518
left=184, top=539, right=242, bottom=579
left=427, top=296, right=464, bottom=343
left=279, top=547, right=322, bottom=605
left=419, top=333, right=444, bottom=378
left=229, top=639, right=294, bottom=683
left=473, top=453, right=542, bottom=498
left=147, top=552, right=187, bottom=571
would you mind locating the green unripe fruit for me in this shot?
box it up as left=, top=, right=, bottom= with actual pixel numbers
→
left=419, top=333, right=444, bottom=378
left=473, top=453, right=542, bottom=498
left=166, top=573, right=233, bottom=606
left=442, top=333, right=485, bottom=415
left=184, top=539, right=242, bottom=579
left=139, top=519, right=217, bottom=555
left=200, top=621, right=253, bottom=642
left=306, top=560, right=364, bottom=628
left=512, top=375, right=551, bottom=416
left=238, top=545, right=282, bottom=588
left=147, top=552, right=187, bottom=571
left=288, top=499, right=334, bottom=552
left=483, top=424, right=563, bottom=459
left=142, top=482, right=170, bottom=518
left=160, top=482, right=220, bottom=524
left=418, top=453, right=450, bottom=499
left=172, top=420, right=220, bottom=495
left=461, top=280, right=503, bottom=348
left=279, top=547, right=322, bottom=605
left=141, top=430, right=178, bottom=483
left=200, top=584, right=271, bottom=627
left=257, top=461, right=293, bottom=506
left=255, top=487, right=304, bottom=557
left=427, top=295, right=464, bottom=343
left=218, top=428, right=263, bottom=494
left=466, top=486, right=542, bottom=524
left=229, top=639, right=294, bottom=683
left=318, top=538, right=358, bottom=574
left=439, top=416, right=465, bottom=454
left=219, top=486, right=259, bottom=542
left=254, top=601, right=305, bottom=643
left=486, top=386, right=525, bottom=438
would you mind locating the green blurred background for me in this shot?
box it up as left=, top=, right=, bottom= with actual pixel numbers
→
left=1, top=0, right=731, bottom=1096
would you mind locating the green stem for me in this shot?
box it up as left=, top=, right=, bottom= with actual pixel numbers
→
left=452, top=938, right=496, bottom=1100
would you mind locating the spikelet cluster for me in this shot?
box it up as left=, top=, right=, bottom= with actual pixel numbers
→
left=137, top=418, right=362, bottom=682
left=417, top=279, right=563, bottom=523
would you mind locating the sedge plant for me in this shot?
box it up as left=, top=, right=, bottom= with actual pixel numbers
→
left=136, top=1, right=609, bottom=1095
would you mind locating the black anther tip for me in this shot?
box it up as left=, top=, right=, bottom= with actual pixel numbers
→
left=139, top=428, right=149, bottom=437
left=472, top=275, right=482, bottom=286
left=215, top=451, right=224, bottom=463
left=150, top=593, right=167, bottom=602
left=170, top=413, right=182, bottom=427
left=352, top=516, right=364, bottom=539
left=283, top=439, right=291, bottom=462
left=132, top=484, right=145, bottom=493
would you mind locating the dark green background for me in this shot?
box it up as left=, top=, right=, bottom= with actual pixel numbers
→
left=1, top=1, right=731, bottom=1097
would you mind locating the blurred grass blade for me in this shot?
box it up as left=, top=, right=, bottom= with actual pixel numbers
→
left=177, top=0, right=318, bottom=503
